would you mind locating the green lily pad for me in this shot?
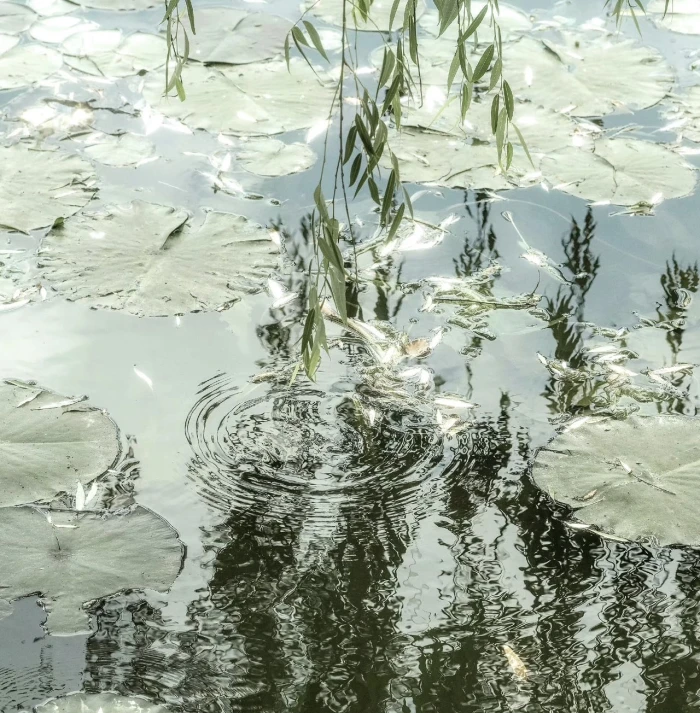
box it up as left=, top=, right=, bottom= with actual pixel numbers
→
left=302, top=0, right=424, bottom=32
left=82, top=132, right=156, bottom=167
left=503, top=34, right=674, bottom=116
left=237, top=138, right=316, bottom=176
left=0, top=145, right=95, bottom=233
left=0, top=505, right=183, bottom=633
left=541, top=138, right=697, bottom=206
left=35, top=693, right=170, bottom=712
left=0, top=43, right=62, bottom=90
left=0, top=379, right=119, bottom=508
left=183, top=7, right=291, bottom=64
left=0, top=2, right=36, bottom=34
left=61, top=30, right=165, bottom=78
left=143, top=59, right=336, bottom=136
left=533, top=415, right=700, bottom=546
left=39, top=201, right=280, bottom=316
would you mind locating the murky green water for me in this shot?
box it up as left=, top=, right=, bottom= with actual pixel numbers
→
left=2, top=0, right=700, bottom=710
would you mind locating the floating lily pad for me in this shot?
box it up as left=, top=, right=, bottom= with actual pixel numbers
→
left=541, top=138, right=697, bottom=206
left=35, top=693, right=171, bottom=712
left=35, top=693, right=170, bottom=712
left=0, top=44, right=62, bottom=90
left=302, top=0, right=424, bottom=32
left=65, top=0, right=158, bottom=9
left=0, top=504, right=182, bottom=633
left=61, top=30, right=165, bottom=78
left=182, top=7, right=291, bottom=64
left=662, top=86, right=700, bottom=143
left=142, top=59, right=335, bottom=136
left=419, top=1, right=531, bottom=42
left=648, top=0, right=700, bottom=34
left=533, top=414, right=700, bottom=546
left=0, top=2, right=36, bottom=34
left=39, top=201, right=280, bottom=316
left=237, top=138, right=316, bottom=176
left=0, top=145, right=95, bottom=232
left=27, top=0, right=75, bottom=16
left=503, top=34, right=674, bottom=116
left=0, top=379, right=119, bottom=508
left=0, top=33, right=18, bottom=55
left=82, top=132, right=156, bottom=166
left=30, top=15, right=98, bottom=43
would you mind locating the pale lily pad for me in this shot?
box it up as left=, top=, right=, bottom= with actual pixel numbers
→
left=303, top=0, right=424, bottom=32
left=237, top=138, right=316, bottom=176
left=533, top=414, right=700, bottom=546
left=0, top=33, right=18, bottom=55
left=36, top=693, right=170, bottom=712
left=383, top=128, right=511, bottom=191
left=419, top=1, right=531, bottom=42
left=503, top=34, right=674, bottom=116
left=39, top=201, right=280, bottom=316
left=0, top=505, right=182, bottom=633
left=61, top=30, right=165, bottom=78
left=0, top=44, right=62, bottom=90
left=66, top=0, right=158, bottom=9
left=541, top=139, right=697, bottom=206
left=648, top=0, right=700, bottom=34
left=142, top=59, right=335, bottom=136
left=0, top=145, right=95, bottom=232
left=82, top=132, right=156, bottom=166
left=0, top=2, right=36, bottom=34
left=27, top=0, right=75, bottom=16
left=662, top=86, right=700, bottom=143
left=0, top=379, right=119, bottom=508
left=30, top=15, right=98, bottom=43
left=183, top=7, right=291, bottom=64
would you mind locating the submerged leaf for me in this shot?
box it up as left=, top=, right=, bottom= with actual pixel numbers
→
left=0, top=380, right=119, bottom=508
left=39, top=201, right=280, bottom=316
left=0, top=145, right=95, bottom=233
left=236, top=138, right=316, bottom=177
left=533, top=415, right=700, bottom=546
left=0, top=505, right=182, bottom=633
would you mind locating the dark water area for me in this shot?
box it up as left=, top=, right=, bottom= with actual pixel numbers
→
left=2, top=0, right=700, bottom=710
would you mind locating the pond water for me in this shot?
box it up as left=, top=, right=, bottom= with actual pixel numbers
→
left=2, top=0, right=700, bottom=710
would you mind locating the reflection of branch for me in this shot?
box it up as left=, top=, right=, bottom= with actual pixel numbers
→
left=656, top=255, right=699, bottom=356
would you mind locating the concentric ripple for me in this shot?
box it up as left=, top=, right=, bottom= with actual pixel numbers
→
left=185, top=372, right=446, bottom=514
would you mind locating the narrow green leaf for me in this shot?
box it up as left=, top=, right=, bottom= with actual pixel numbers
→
left=460, top=5, right=488, bottom=42
left=381, top=170, right=396, bottom=225
left=303, top=20, right=329, bottom=61
left=506, top=141, right=514, bottom=169
left=343, top=126, right=357, bottom=164
left=490, top=93, right=499, bottom=134
left=438, top=0, right=459, bottom=36
left=447, top=47, right=461, bottom=93
left=284, top=33, right=291, bottom=70
left=408, top=14, right=418, bottom=64
left=402, top=186, right=414, bottom=218
left=496, top=107, right=507, bottom=162
left=629, top=5, right=642, bottom=36
left=291, top=30, right=314, bottom=69
left=378, top=48, right=396, bottom=88
left=488, top=57, right=502, bottom=91
left=327, top=265, right=347, bottom=323
left=390, top=151, right=401, bottom=184
left=392, top=92, right=402, bottom=128
left=472, top=44, right=494, bottom=83
left=355, top=115, right=374, bottom=155
left=503, top=80, right=514, bottom=121
left=184, top=0, right=195, bottom=32
left=460, top=81, right=472, bottom=120
left=387, top=203, right=405, bottom=242
left=389, top=0, right=402, bottom=30
left=512, top=122, right=533, bottom=167
left=314, top=185, right=329, bottom=221
left=302, top=308, right=316, bottom=352
left=382, top=74, right=402, bottom=116
left=349, top=153, right=362, bottom=185
left=291, top=26, right=309, bottom=46
left=162, top=0, right=178, bottom=22
left=402, top=0, right=415, bottom=33
left=368, top=176, right=381, bottom=205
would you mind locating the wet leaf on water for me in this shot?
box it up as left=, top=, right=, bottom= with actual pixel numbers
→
left=533, top=414, right=700, bottom=546
left=541, top=139, right=697, bottom=206
left=39, top=201, right=280, bottom=316
left=142, top=59, right=336, bottom=136
left=0, top=2, right=36, bottom=33
left=178, top=7, right=291, bottom=64
left=61, top=30, right=166, bottom=78
left=503, top=644, right=528, bottom=680
left=503, top=34, right=673, bottom=116
left=81, top=132, right=157, bottom=167
left=0, top=379, right=119, bottom=508
left=0, top=504, right=182, bottom=634
left=29, top=15, right=98, bottom=43
left=302, top=0, right=425, bottom=32
left=35, top=692, right=170, bottom=712
left=236, top=138, right=316, bottom=177
left=0, top=145, right=95, bottom=233
left=0, top=43, right=62, bottom=90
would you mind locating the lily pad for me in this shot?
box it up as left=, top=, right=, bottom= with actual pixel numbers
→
left=0, top=2, right=36, bottom=34
left=65, top=0, right=158, bottom=9
left=0, top=505, right=182, bottom=633
left=0, top=379, right=119, bottom=508
left=39, top=201, right=280, bottom=316
left=648, top=0, right=700, bottom=34
left=302, top=0, right=424, bottom=32
left=237, top=138, right=316, bottom=176
left=30, top=15, right=98, bottom=43
left=0, top=44, right=62, bottom=90
left=0, top=145, right=95, bottom=232
left=503, top=34, right=674, bottom=116
left=27, top=0, right=75, bottom=16
left=35, top=693, right=170, bottom=712
left=662, top=86, right=700, bottom=143
left=532, top=414, right=700, bottom=546
left=541, top=138, right=697, bottom=206
left=142, top=59, right=336, bottom=136
left=419, top=1, right=531, bottom=42
left=0, top=33, right=18, bottom=55
left=82, top=132, right=156, bottom=166
left=61, top=30, right=165, bottom=78
left=182, top=7, right=291, bottom=64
